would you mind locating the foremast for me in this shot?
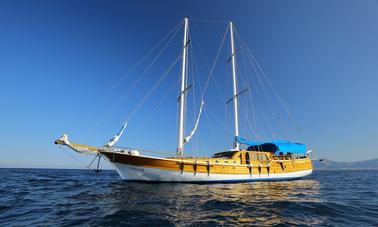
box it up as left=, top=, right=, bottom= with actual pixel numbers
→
left=177, top=18, right=189, bottom=157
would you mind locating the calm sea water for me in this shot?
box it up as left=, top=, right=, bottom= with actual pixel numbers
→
left=0, top=169, right=376, bottom=226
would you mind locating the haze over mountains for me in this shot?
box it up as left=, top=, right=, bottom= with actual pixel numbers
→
left=313, top=158, right=378, bottom=170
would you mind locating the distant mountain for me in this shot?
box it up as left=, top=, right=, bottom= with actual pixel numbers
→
left=313, top=158, right=378, bottom=170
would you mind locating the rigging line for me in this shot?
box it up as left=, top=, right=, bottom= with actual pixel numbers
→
left=205, top=101, right=226, bottom=129
left=242, top=45, right=292, bottom=138
left=224, top=103, right=228, bottom=149
left=189, top=38, right=198, bottom=132
left=236, top=67, right=248, bottom=137
left=194, top=48, right=204, bottom=155
left=238, top=52, right=276, bottom=139
left=238, top=48, right=256, bottom=136
left=203, top=108, right=218, bottom=147
left=211, top=69, right=227, bottom=101
left=57, top=145, right=85, bottom=165
left=87, top=154, right=99, bottom=169
left=190, top=25, right=211, bottom=70
left=190, top=42, right=203, bottom=154
left=237, top=53, right=253, bottom=138
left=191, top=26, right=224, bottom=103
left=243, top=48, right=286, bottom=138
left=84, top=24, right=182, bottom=142
left=234, top=32, right=286, bottom=139
left=234, top=27, right=303, bottom=132
left=225, top=55, right=231, bottom=147
left=241, top=53, right=261, bottom=139
left=191, top=19, right=229, bottom=24
left=139, top=79, right=179, bottom=128
left=190, top=43, right=203, bottom=155
left=241, top=45, right=278, bottom=136
left=94, top=21, right=183, bottom=105
left=247, top=46, right=303, bottom=130
left=233, top=26, right=285, bottom=139
left=126, top=54, right=182, bottom=121
left=193, top=54, right=204, bottom=111
left=184, top=29, right=192, bottom=127
left=239, top=102, right=248, bottom=137
left=191, top=39, right=203, bottom=92
left=241, top=51, right=275, bottom=139
left=195, top=128, right=206, bottom=156
left=201, top=25, right=229, bottom=99
left=189, top=45, right=197, bottom=115
left=239, top=92, right=259, bottom=139
left=235, top=34, right=263, bottom=138
left=249, top=84, right=260, bottom=140
left=191, top=26, right=226, bottom=103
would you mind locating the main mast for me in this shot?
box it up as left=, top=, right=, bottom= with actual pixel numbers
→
left=177, top=17, right=189, bottom=157
left=230, top=22, right=240, bottom=150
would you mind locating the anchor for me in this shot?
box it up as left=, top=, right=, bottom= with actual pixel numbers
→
left=87, top=154, right=102, bottom=173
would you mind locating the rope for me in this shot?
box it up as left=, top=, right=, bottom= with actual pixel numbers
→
left=126, top=54, right=182, bottom=121
left=94, top=21, right=183, bottom=105
left=236, top=27, right=299, bottom=126
left=57, top=145, right=85, bottom=166
left=84, top=22, right=182, bottom=142
left=234, top=26, right=305, bottom=141
left=238, top=44, right=277, bottom=139
left=191, top=19, right=229, bottom=24
left=139, top=79, right=179, bottom=128
left=201, top=25, right=229, bottom=99
left=190, top=26, right=225, bottom=102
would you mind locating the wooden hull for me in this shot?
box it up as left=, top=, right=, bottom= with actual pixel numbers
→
left=110, top=162, right=312, bottom=182
left=101, top=151, right=313, bottom=182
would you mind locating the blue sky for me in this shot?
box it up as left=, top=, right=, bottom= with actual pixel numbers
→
left=0, top=0, right=377, bottom=169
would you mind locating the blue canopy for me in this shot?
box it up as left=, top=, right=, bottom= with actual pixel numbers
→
left=235, top=136, right=307, bottom=154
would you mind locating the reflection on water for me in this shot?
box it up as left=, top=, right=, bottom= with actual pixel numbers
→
left=100, top=179, right=323, bottom=226
left=1, top=169, right=377, bottom=226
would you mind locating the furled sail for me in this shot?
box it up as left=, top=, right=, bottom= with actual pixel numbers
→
left=106, top=122, right=128, bottom=147
left=184, top=101, right=204, bottom=144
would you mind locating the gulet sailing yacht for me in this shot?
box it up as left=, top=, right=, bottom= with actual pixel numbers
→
left=55, top=18, right=313, bottom=182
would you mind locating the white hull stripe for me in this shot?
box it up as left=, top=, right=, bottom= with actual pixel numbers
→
left=111, top=162, right=312, bottom=182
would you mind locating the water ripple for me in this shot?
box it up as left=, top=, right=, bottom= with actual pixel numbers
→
left=0, top=169, right=376, bottom=226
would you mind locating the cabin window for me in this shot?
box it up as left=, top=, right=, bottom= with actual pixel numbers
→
left=258, top=154, right=268, bottom=161
left=211, top=151, right=236, bottom=158
left=251, top=153, right=268, bottom=161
